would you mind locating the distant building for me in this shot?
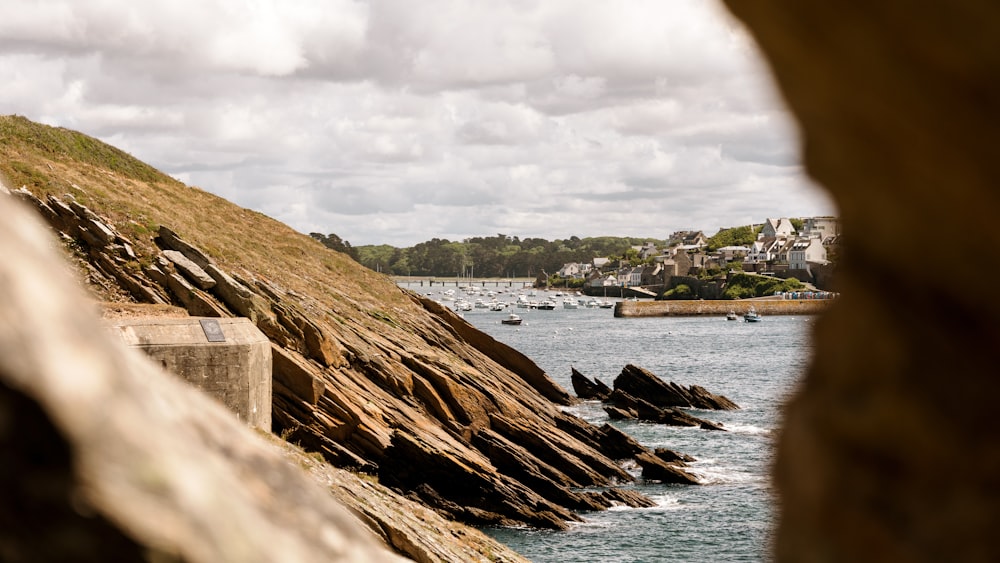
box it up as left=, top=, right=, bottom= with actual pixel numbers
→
left=802, top=216, right=840, bottom=241
left=620, top=266, right=643, bottom=287
left=636, top=242, right=660, bottom=260
left=557, top=262, right=590, bottom=279
left=640, top=264, right=663, bottom=286
left=760, top=218, right=795, bottom=239
left=715, top=245, right=750, bottom=264
left=746, top=237, right=783, bottom=264
left=789, top=238, right=828, bottom=270
left=667, top=230, right=707, bottom=249
left=587, top=272, right=618, bottom=287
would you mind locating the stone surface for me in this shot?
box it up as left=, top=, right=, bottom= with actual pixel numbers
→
left=107, top=316, right=272, bottom=430
left=157, top=225, right=215, bottom=269
left=614, top=364, right=739, bottom=410
left=0, top=194, right=408, bottom=563
left=720, top=2, right=1000, bottom=561
left=162, top=249, right=217, bottom=290
left=604, top=389, right=726, bottom=430
left=570, top=366, right=612, bottom=400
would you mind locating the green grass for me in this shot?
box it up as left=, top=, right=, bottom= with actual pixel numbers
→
left=0, top=114, right=412, bottom=316
left=0, top=115, right=167, bottom=183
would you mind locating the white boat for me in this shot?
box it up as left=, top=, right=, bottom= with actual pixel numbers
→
left=501, top=312, right=523, bottom=325
left=726, top=311, right=738, bottom=321
left=535, top=299, right=557, bottom=310
left=562, top=297, right=579, bottom=309
left=598, top=299, right=614, bottom=309
left=743, top=308, right=762, bottom=322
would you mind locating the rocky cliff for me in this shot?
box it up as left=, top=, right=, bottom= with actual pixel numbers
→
left=0, top=115, right=701, bottom=558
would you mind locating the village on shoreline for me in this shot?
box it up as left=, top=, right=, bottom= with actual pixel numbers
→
left=398, top=216, right=840, bottom=315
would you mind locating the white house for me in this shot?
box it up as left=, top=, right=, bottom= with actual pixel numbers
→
left=622, top=266, right=643, bottom=287
left=746, top=237, right=783, bottom=264
left=557, top=262, right=583, bottom=278
left=789, top=238, right=828, bottom=270
left=760, top=218, right=795, bottom=239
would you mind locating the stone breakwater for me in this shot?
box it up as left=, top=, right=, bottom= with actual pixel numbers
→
left=615, top=299, right=834, bottom=318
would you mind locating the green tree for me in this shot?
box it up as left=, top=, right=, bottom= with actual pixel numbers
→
left=309, top=232, right=359, bottom=261
left=662, top=284, right=693, bottom=300
left=705, top=225, right=761, bottom=252
left=722, top=273, right=805, bottom=299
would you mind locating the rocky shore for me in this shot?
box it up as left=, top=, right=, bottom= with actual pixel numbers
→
left=0, top=120, right=719, bottom=561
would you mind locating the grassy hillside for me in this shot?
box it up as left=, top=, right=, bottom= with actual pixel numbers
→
left=0, top=115, right=409, bottom=325
left=2, top=116, right=693, bottom=555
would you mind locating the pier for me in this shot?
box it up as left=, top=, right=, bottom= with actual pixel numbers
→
left=614, top=299, right=834, bottom=318
left=395, top=277, right=535, bottom=289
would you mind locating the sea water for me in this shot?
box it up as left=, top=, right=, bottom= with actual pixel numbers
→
left=405, top=287, right=813, bottom=562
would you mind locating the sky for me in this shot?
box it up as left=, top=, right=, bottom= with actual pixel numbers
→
left=0, top=0, right=835, bottom=247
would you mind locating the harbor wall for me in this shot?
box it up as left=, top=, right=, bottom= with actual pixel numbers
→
left=614, top=299, right=834, bottom=318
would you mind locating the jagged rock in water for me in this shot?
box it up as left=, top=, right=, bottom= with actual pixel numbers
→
left=614, top=364, right=740, bottom=410
left=634, top=451, right=701, bottom=485
left=605, top=389, right=727, bottom=431
left=654, top=447, right=696, bottom=464
left=571, top=366, right=613, bottom=400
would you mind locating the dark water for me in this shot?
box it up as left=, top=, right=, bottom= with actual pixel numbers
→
left=405, top=286, right=814, bottom=562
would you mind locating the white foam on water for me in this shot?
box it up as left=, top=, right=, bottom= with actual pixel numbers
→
left=724, top=423, right=773, bottom=436
left=686, top=459, right=761, bottom=485
left=597, top=493, right=685, bottom=515
left=647, top=493, right=684, bottom=511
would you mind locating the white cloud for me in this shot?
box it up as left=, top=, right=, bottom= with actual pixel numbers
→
left=0, top=0, right=835, bottom=247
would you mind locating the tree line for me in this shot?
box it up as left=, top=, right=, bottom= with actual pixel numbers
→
left=311, top=222, right=778, bottom=278
left=309, top=233, right=663, bottom=278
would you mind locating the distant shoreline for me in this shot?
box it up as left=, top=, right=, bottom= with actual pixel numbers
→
left=394, top=276, right=536, bottom=288
left=614, top=299, right=834, bottom=318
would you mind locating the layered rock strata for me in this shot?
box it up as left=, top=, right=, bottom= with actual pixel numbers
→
left=8, top=185, right=701, bottom=533
left=0, top=194, right=410, bottom=563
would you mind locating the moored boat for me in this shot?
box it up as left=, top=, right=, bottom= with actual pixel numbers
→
left=743, top=308, right=762, bottom=322
left=501, top=312, right=523, bottom=325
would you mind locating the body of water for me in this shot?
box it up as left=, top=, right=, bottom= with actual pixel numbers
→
left=406, top=285, right=814, bottom=562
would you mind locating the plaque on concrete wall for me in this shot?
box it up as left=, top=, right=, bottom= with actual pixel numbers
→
left=199, top=318, right=227, bottom=342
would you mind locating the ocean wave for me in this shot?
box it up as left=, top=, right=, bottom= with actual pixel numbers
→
left=686, top=460, right=762, bottom=485
left=722, top=423, right=773, bottom=436
left=603, top=493, right=684, bottom=514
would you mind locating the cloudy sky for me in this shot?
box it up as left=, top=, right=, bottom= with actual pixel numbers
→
left=0, top=0, right=834, bottom=247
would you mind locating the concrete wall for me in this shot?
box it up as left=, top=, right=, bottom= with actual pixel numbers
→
left=107, top=317, right=272, bottom=430
left=616, top=299, right=833, bottom=318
